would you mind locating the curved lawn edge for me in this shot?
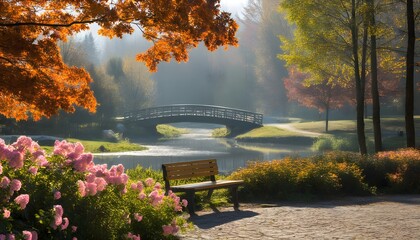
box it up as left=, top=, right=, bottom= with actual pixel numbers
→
left=235, top=136, right=316, bottom=145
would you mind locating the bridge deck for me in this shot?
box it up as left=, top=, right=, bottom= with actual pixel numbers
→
left=120, top=104, right=263, bottom=126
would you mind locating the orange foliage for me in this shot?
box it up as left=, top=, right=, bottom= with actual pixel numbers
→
left=0, top=0, right=238, bottom=120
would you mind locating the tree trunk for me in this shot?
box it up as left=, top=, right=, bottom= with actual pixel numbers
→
left=352, top=0, right=367, bottom=155
left=368, top=0, right=382, bottom=152
left=325, top=104, right=330, bottom=133
left=405, top=0, right=416, bottom=148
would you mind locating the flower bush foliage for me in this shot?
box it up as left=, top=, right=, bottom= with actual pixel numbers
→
left=229, top=157, right=371, bottom=200
left=229, top=149, right=420, bottom=200
left=0, top=136, right=188, bottom=240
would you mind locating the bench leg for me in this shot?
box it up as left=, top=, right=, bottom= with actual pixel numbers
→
left=186, top=191, right=196, bottom=216
left=230, top=186, right=240, bottom=210
left=206, top=189, right=214, bottom=201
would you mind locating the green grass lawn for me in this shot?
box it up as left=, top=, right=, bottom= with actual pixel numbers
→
left=237, top=126, right=305, bottom=138
left=235, top=126, right=315, bottom=145
left=293, top=116, right=420, bottom=151
left=156, top=124, right=188, bottom=138
left=42, top=138, right=147, bottom=153
left=291, top=116, right=420, bottom=135
left=234, top=116, right=419, bottom=150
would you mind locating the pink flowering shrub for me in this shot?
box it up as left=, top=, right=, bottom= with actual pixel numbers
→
left=0, top=137, right=188, bottom=239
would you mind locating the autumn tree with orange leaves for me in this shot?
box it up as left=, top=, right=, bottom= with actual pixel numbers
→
left=0, top=0, right=238, bottom=121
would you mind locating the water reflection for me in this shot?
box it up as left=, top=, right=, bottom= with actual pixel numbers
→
left=94, top=125, right=312, bottom=174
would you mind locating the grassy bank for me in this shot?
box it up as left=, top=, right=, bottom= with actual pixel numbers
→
left=42, top=138, right=147, bottom=153
left=229, top=117, right=419, bottom=151
left=235, top=126, right=316, bottom=145
left=156, top=124, right=188, bottom=138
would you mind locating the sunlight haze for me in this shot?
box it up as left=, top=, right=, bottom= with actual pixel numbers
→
left=220, top=0, right=248, bottom=15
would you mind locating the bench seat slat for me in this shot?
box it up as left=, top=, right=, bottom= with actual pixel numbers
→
left=165, top=163, right=218, bottom=172
left=163, top=159, right=217, bottom=168
left=170, top=180, right=244, bottom=192
left=165, top=164, right=217, bottom=174
left=166, top=171, right=218, bottom=180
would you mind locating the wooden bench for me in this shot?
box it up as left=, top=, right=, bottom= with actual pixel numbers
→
left=162, top=159, right=244, bottom=215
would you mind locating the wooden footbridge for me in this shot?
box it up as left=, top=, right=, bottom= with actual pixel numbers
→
left=117, top=104, right=263, bottom=134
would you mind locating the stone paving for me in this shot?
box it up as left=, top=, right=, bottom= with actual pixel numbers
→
left=178, top=195, right=420, bottom=240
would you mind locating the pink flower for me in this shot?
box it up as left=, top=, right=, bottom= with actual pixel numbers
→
left=67, top=142, right=84, bottom=160
left=71, top=226, right=77, bottom=232
left=0, top=164, right=2, bottom=174
left=154, top=182, right=162, bottom=189
left=136, top=181, right=144, bottom=192
left=14, top=194, right=30, bottom=209
left=138, top=192, right=146, bottom=200
left=54, top=191, right=61, bottom=200
left=0, top=234, right=5, bottom=240
left=0, top=176, right=10, bottom=188
left=3, top=208, right=10, bottom=218
left=116, top=164, right=124, bottom=175
left=145, top=178, right=154, bottom=187
left=148, top=190, right=164, bottom=206
left=134, top=213, right=143, bottom=222
left=94, top=177, right=107, bottom=192
left=13, top=136, right=38, bottom=153
left=32, top=149, right=45, bottom=161
left=131, top=183, right=137, bottom=190
left=182, top=199, right=188, bottom=207
left=162, top=225, right=173, bottom=236
left=61, top=217, right=69, bottom=230
left=10, top=179, right=22, bottom=192
left=28, top=166, right=38, bottom=175
left=30, top=231, right=38, bottom=240
left=77, top=180, right=86, bottom=197
left=35, top=155, right=48, bottom=167
left=7, top=150, right=24, bottom=169
left=7, top=234, right=15, bottom=240
left=54, top=205, right=63, bottom=217
left=53, top=140, right=71, bottom=156
left=52, top=216, right=62, bottom=230
left=85, top=182, right=97, bottom=196
left=22, top=231, right=32, bottom=240
left=127, top=232, right=141, bottom=240
left=72, top=153, right=94, bottom=172
left=86, top=173, right=96, bottom=183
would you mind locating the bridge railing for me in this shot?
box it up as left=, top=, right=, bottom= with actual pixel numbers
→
left=122, top=105, right=263, bottom=126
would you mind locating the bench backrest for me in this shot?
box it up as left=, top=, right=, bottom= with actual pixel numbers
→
left=162, top=160, right=218, bottom=191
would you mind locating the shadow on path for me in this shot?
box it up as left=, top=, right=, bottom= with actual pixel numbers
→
left=189, top=210, right=259, bottom=229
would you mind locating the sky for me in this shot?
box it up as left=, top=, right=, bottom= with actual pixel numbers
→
left=220, top=0, right=248, bottom=16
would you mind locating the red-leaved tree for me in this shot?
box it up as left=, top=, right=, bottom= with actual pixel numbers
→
left=284, top=68, right=352, bottom=132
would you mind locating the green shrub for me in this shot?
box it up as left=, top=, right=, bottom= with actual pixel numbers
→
left=312, top=136, right=359, bottom=152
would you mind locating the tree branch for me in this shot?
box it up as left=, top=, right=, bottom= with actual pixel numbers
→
left=0, top=18, right=105, bottom=27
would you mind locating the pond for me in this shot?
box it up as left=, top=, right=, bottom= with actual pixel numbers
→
left=94, top=124, right=313, bottom=174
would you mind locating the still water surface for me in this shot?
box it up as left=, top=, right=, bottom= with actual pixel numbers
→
left=94, top=124, right=313, bottom=174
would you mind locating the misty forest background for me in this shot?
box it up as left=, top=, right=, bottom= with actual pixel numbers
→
left=2, top=0, right=419, bottom=139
